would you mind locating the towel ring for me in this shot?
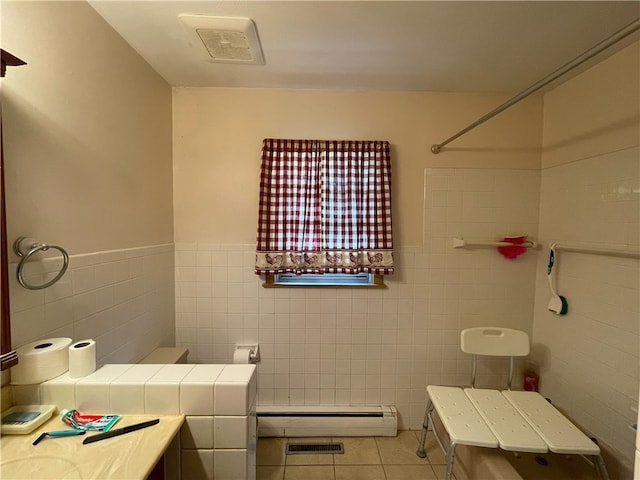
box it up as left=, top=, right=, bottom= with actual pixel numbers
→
left=13, top=237, right=69, bottom=290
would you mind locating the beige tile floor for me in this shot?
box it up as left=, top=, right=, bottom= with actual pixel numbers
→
left=257, top=431, right=456, bottom=480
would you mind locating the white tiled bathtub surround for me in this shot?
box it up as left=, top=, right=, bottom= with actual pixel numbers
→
left=532, top=146, right=640, bottom=462
left=37, top=363, right=257, bottom=480
left=175, top=168, right=541, bottom=430
left=9, top=244, right=175, bottom=365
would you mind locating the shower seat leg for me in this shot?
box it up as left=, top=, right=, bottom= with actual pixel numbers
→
left=444, top=441, right=457, bottom=480
left=416, top=399, right=434, bottom=458
left=593, top=454, right=610, bottom=480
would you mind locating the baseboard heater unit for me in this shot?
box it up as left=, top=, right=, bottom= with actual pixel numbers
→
left=256, top=405, right=397, bottom=437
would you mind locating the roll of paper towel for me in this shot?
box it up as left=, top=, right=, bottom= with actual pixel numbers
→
left=68, top=339, right=97, bottom=378
left=10, top=337, right=72, bottom=385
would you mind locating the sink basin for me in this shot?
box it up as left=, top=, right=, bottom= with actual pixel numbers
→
left=1, top=456, right=82, bottom=479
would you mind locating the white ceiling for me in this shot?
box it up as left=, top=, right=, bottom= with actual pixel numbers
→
left=88, top=1, right=640, bottom=93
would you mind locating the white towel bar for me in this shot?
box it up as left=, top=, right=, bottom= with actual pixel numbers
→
left=453, top=237, right=537, bottom=249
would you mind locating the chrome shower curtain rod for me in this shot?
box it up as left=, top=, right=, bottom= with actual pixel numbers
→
left=431, top=18, right=640, bottom=154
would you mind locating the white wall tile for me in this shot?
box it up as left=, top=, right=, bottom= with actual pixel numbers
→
left=181, top=416, right=215, bottom=449
left=214, top=416, right=249, bottom=449
left=180, top=365, right=224, bottom=415
left=215, top=382, right=251, bottom=416
left=181, top=449, right=214, bottom=480
left=11, top=385, right=40, bottom=405
left=145, top=365, right=195, bottom=414
left=75, top=364, right=132, bottom=413
left=110, top=364, right=163, bottom=414
left=40, top=373, right=80, bottom=408
left=214, top=449, right=248, bottom=480
left=532, top=146, right=640, bottom=463
left=164, top=435, right=181, bottom=480
left=9, top=245, right=175, bottom=365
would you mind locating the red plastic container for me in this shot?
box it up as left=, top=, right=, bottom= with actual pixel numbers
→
left=524, top=370, right=539, bottom=392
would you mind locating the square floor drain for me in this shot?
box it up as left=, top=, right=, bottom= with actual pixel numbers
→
left=285, top=442, right=344, bottom=455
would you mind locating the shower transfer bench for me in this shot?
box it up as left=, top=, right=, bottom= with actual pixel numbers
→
left=416, top=328, right=609, bottom=480
left=417, top=385, right=609, bottom=480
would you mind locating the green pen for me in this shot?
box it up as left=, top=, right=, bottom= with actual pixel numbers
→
left=33, top=429, right=86, bottom=445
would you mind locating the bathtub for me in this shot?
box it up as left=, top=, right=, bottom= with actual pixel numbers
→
left=431, top=411, right=632, bottom=479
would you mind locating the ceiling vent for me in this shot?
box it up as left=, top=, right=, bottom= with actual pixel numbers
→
left=179, top=15, right=265, bottom=65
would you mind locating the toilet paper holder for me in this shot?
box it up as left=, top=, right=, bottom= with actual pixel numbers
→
left=234, top=344, right=260, bottom=364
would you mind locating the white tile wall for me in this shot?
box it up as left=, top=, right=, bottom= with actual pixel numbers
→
left=214, top=366, right=258, bottom=416
left=181, top=449, right=214, bottom=480
left=532, top=146, right=640, bottom=463
left=9, top=244, right=175, bottom=365
left=214, top=449, right=248, bottom=480
left=166, top=435, right=181, bottom=480
left=182, top=416, right=215, bottom=449
left=180, top=364, right=225, bottom=415
left=40, top=372, right=80, bottom=408
left=146, top=365, right=195, bottom=414
left=76, top=364, right=133, bottom=412
left=175, top=168, right=541, bottom=429
left=110, top=364, right=164, bottom=414
left=214, top=416, right=249, bottom=448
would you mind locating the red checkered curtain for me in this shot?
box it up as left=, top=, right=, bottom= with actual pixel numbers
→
left=255, top=139, right=394, bottom=275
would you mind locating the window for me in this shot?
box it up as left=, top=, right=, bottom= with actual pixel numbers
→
left=255, top=139, right=394, bottom=285
left=264, top=273, right=385, bottom=287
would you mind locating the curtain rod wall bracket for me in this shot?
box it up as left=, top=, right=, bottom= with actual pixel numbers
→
left=430, top=18, right=640, bottom=155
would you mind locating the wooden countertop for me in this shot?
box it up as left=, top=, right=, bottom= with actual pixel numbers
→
left=0, top=414, right=184, bottom=479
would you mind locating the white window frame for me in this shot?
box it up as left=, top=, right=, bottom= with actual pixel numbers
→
left=263, top=273, right=385, bottom=288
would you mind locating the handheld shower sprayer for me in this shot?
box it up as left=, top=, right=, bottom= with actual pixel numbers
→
left=547, top=244, right=568, bottom=315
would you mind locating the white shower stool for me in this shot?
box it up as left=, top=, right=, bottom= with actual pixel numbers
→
left=417, top=385, right=610, bottom=480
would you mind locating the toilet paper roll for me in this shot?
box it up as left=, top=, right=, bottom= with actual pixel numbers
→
left=10, top=338, right=72, bottom=385
left=233, top=348, right=252, bottom=364
left=68, top=339, right=97, bottom=378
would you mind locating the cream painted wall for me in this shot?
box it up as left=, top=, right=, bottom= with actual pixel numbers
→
left=542, top=41, right=640, bottom=168
left=532, top=41, right=640, bottom=467
left=1, top=2, right=175, bottom=369
left=2, top=1, right=174, bottom=255
left=173, top=88, right=543, bottom=246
